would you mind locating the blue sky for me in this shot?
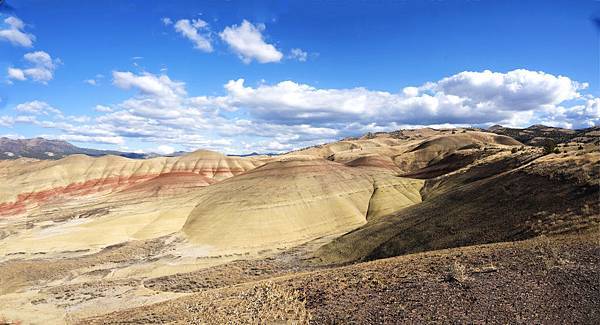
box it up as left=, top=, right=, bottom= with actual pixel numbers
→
left=0, top=0, right=598, bottom=154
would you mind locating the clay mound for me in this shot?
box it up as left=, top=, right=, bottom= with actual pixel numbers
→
left=181, top=157, right=424, bottom=252
left=285, top=130, right=521, bottom=176
left=118, top=172, right=217, bottom=197
left=366, top=173, right=424, bottom=219
left=288, top=141, right=360, bottom=158
left=181, top=158, right=375, bottom=251
left=393, top=132, right=521, bottom=173
left=401, top=150, right=484, bottom=179
left=171, top=150, right=260, bottom=180
left=408, top=133, right=519, bottom=152
left=0, top=150, right=262, bottom=216
left=0, top=155, right=422, bottom=255
left=285, top=137, right=413, bottom=162
left=345, top=154, right=400, bottom=172
left=314, top=151, right=599, bottom=264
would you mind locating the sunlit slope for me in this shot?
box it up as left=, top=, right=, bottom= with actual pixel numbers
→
left=315, top=150, right=600, bottom=264
left=393, top=132, right=520, bottom=172
left=0, top=129, right=520, bottom=256
left=0, top=150, right=262, bottom=216
left=284, top=129, right=520, bottom=174
left=0, top=183, right=210, bottom=255
left=181, top=157, right=423, bottom=252
left=0, top=150, right=263, bottom=254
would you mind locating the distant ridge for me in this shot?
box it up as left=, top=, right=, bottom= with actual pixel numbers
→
left=0, top=137, right=147, bottom=160
left=227, top=152, right=280, bottom=157
left=2, top=124, right=597, bottom=160
left=486, top=124, right=599, bottom=146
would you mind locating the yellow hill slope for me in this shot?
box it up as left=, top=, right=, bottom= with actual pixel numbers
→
left=181, top=157, right=423, bottom=253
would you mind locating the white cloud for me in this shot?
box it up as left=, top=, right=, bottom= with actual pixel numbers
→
left=192, top=19, right=208, bottom=29
left=0, top=16, right=35, bottom=47
left=217, top=69, right=590, bottom=128
left=0, top=116, right=13, bottom=127
left=219, top=20, right=283, bottom=63
left=7, top=51, right=61, bottom=84
left=173, top=19, right=213, bottom=52
left=156, top=144, right=175, bottom=154
left=94, top=105, right=113, bottom=113
left=84, top=73, right=104, bottom=86
left=434, top=69, right=584, bottom=111
left=5, top=69, right=597, bottom=154
left=162, top=17, right=173, bottom=26
left=68, top=115, right=91, bottom=123
left=112, top=71, right=186, bottom=98
left=47, top=134, right=125, bottom=145
left=7, top=67, right=25, bottom=81
left=14, top=115, right=38, bottom=123
left=402, top=86, right=419, bottom=97
left=289, top=48, right=308, bottom=62
left=14, top=100, right=62, bottom=116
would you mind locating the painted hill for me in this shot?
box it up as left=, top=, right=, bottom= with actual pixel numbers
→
left=181, top=157, right=423, bottom=252
left=0, top=149, right=263, bottom=217
left=314, top=148, right=599, bottom=264
left=0, top=126, right=598, bottom=324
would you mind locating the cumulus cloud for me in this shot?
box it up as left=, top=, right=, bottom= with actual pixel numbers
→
left=7, top=51, right=61, bottom=84
left=0, top=16, right=35, bottom=47
left=2, top=69, right=597, bottom=154
left=219, top=20, right=283, bottom=63
left=434, top=69, right=585, bottom=110
left=83, top=74, right=104, bottom=86
left=289, top=48, right=308, bottom=62
left=172, top=18, right=213, bottom=52
left=165, top=18, right=294, bottom=64
left=94, top=105, right=113, bottom=113
left=112, top=71, right=186, bottom=98
left=218, top=69, right=592, bottom=128
left=156, top=144, right=175, bottom=154
left=7, top=67, right=25, bottom=81
left=47, top=134, right=125, bottom=145
left=14, top=70, right=338, bottom=153
left=0, top=116, right=13, bottom=127
left=15, top=100, right=62, bottom=116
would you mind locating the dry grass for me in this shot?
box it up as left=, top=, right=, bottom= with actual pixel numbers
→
left=81, top=232, right=600, bottom=324
left=444, top=260, right=470, bottom=283
left=83, top=280, right=312, bottom=324
left=231, top=281, right=312, bottom=324
left=535, top=235, right=572, bottom=271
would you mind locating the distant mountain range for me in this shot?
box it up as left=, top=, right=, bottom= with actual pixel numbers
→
left=0, top=137, right=148, bottom=160
left=1, top=125, right=598, bottom=160
left=0, top=138, right=279, bottom=160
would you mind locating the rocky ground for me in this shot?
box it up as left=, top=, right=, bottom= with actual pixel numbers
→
left=77, top=232, right=599, bottom=324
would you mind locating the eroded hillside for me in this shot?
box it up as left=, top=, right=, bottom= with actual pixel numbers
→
left=0, top=127, right=598, bottom=324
